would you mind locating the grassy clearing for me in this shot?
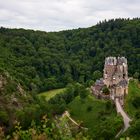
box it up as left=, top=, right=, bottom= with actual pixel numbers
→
left=122, top=80, right=140, bottom=138
left=38, top=88, right=66, bottom=101
left=68, top=95, right=122, bottom=138
left=68, top=96, right=106, bottom=130
left=124, top=79, right=140, bottom=117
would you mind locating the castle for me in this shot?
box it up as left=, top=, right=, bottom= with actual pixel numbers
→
left=91, top=57, right=128, bottom=103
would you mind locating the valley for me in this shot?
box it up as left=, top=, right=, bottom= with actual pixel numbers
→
left=0, top=18, right=140, bottom=139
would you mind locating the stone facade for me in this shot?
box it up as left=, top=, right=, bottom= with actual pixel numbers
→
left=91, top=57, right=128, bottom=103
left=103, top=57, right=128, bottom=97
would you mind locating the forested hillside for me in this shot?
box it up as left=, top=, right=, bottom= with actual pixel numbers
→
left=0, top=18, right=140, bottom=139
left=0, top=18, right=140, bottom=93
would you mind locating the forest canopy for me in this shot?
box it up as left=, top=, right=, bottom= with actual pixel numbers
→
left=0, top=18, right=140, bottom=93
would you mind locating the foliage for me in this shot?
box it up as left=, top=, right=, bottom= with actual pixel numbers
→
left=48, top=83, right=89, bottom=115
left=92, top=70, right=102, bottom=81
left=0, top=18, right=140, bottom=93
left=0, top=110, right=9, bottom=125
left=123, top=80, right=140, bottom=139
left=132, top=96, right=140, bottom=109
left=0, top=115, right=90, bottom=140
left=86, top=106, right=92, bottom=112
left=102, top=86, right=110, bottom=95
left=0, top=18, right=140, bottom=139
left=79, top=85, right=89, bottom=99
left=124, top=79, right=140, bottom=117
left=68, top=95, right=123, bottom=139
left=0, top=71, right=38, bottom=130
left=133, top=72, right=139, bottom=79
left=128, top=119, right=140, bottom=138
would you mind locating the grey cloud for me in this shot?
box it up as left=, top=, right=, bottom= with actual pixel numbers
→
left=0, top=0, right=139, bottom=31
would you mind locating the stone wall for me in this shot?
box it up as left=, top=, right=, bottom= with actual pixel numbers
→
left=103, top=57, right=128, bottom=96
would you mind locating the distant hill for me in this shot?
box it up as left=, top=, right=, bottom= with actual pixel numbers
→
left=0, top=18, right=140, bottom=93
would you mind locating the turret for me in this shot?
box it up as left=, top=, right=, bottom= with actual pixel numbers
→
left=103, top=56, right=128, bottom=87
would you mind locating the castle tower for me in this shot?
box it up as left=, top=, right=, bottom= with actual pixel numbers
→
left=103, top=57, right=128, bottom=96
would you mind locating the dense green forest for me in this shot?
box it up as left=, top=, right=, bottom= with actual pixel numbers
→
left=0, top=18, right=140, bottom=93
left=0, top=18, right=140, bottom=139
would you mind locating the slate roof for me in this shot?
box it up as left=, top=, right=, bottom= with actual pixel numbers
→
left=94, top=78, right=105, bottom=91
left=117, top=79, right=128, bottom=87
left=95, top=78, right=104, bottom=85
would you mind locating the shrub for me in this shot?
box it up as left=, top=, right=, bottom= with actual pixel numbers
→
left=0, top=111, right=9, bottom=125
left=87, top=106, right=92, bottom=112
left=102, top=86, right=110, bottom=95
left=132, top=96, right=140, bottom=108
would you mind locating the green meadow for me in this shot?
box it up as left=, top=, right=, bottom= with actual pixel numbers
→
left=38, top=88, right=66, bottom=101
left=124, top=79, right=140, bottom=117
left=68, top=95, right=123, bottom=138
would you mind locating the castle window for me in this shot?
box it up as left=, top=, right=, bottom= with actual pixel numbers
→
left=113, top=77, right=116, bottom=80
left=123, top=74, right=125, bottom=79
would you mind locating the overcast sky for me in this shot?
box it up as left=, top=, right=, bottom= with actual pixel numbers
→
left=0, top=0, right=139, bottom=32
